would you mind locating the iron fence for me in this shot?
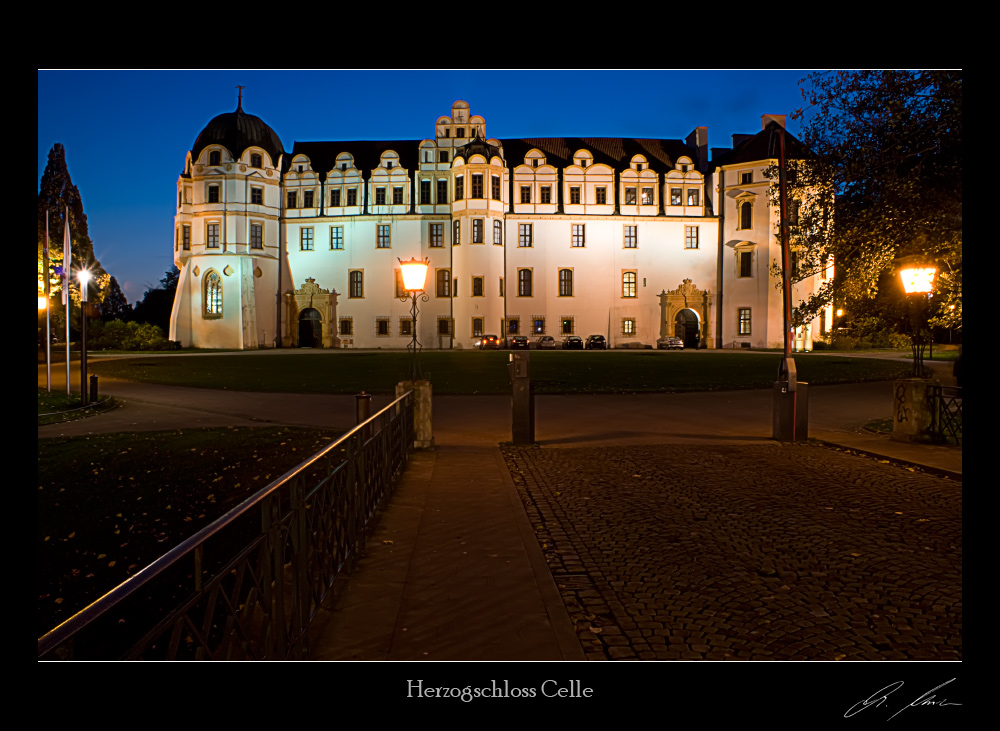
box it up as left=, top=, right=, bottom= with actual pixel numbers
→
left=38, top=391, right=414, bottom=660
left=937, top=385, right=963, bottom=446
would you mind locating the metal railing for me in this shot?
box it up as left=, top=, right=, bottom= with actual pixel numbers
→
left=38, top=391, right=414, bottom=660
left=937, top=385, right=963, bottom=446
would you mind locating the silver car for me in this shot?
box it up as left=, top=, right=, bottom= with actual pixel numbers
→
left=657, top=336, right=684, bottom=350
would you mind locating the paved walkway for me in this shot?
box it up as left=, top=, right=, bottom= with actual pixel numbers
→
left=38, top=355, right=961, bottom=661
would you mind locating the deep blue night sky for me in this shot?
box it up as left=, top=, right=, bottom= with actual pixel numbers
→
left=38, top=70, right=815, bottom=303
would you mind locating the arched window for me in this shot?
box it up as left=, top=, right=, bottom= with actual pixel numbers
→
left=518, top=269, right=532, bottom=297
left=559, top=269, right=573, bottom=297
left=740, top=200, right=753, bottom=230
left=209, top=150, right=221, bottom=166
left=349, top=270, right=364, bottom=298
left=204, top=271, right=222, bottom=316
left=622, top=271, right=637, bottom=298
left=250, top=153, right=262, bottom=168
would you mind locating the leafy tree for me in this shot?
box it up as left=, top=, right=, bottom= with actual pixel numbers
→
left=769, top=71, right=962, bottom=333
left=100, top=276, right=133, bottom=322
left=133, top=266, right=180, bottom=333
left=37, top=143, right=109, bottom=312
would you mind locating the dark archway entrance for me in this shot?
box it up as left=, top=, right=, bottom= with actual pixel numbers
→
left=298, top=308, right=322, bottom=348
left=675, top=308, right=700, bottom=349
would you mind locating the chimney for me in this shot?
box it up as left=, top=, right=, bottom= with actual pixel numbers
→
left=762, top=114, right=786, bottom=130
left=685, top=126, right=708, bottom=172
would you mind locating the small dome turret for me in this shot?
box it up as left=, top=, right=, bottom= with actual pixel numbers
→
left=192, top=97, right=284, bottom=164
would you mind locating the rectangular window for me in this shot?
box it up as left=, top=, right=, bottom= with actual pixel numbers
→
left=507, top=317, right=519, bottom=334
left=558, top=269, right=573, bottom=297
left=472, top=318, right=484, bottom=337
left=439, top=150, right=449, bottom=163
left=436, top=269, right=451, bottom=297
left=375, top=187, right=386, bottom=205
left=287, top=191, right=297, bottom=209
left=540, top=186, right=551, bottom=204
left=740, top=172, right=753, bottom=185
left=561, top=318, right=574, bottom=335
left=304, top=190, right=314, bottom=208
left=738, top=308, right=752, bottom=335
left=395, top=269, right=405, bottom=298
left=438, top=318, right=452, bottom=335
left=376, top=318, right=390, bottom=337
left=670, top=188, right=682, bottom=206
left=685, top=226, right=699, bottom=250
left=457, top=127, right=466, bottom=138
left=519, top=223, right=532, bottom=247
left=494, top=220, right=503, bottom=245
left=207, top=223, right=220, bottom=248
left=420, top=179, right=431, bottom=204
left=472, top=174, right=483, bottom=198
left=520, top=185, right=531, bottom=204
left=533, top=318, right=545, bottom=335
left=472, top=276, right=484, bottom=297
left=622, top=318, right=636, bottom=336
left=331, top=188, right=341, bottom=207
left=349, top=270, right=364, bottom=298
left=330, top=226, right=344, bottom=250
left=393, top=186, right=403, bottom=205
left=596, top=187, right=606, bottom=205
left=641, top=187, right=653, bottom=205
left=209, top=185, right=220, bottom=203
left=453, top=220, right=460, bottom=245
left=499, top=278, right=504, bottom=297
left=339, top=318, right=353, bottom=336
left=518, top=269, right=533, bottom=297
left=472, top=219, right=483, bottom=243
left=740, top=250, right=753, bottom=277
left=182, top=225, right=191, bottom=250
left=570, top=187, right=581, bottom=205
left=687, top=189, right=700, bottom=206
left=623, top=225, right=637, bottom=249
left=430, top=223, right=443, bottom=247
left=622, top=271, right=637, bottom=298
left=300, top=228, right=314, bottom=251
left=377, top=225, right=390, bottom=248
left=437, top=179, right=448, bottom=204
left=251, top=187, right=263, bottom=205
left=625, top=187, right=636, bottom=205
left=455, top=176, right=464, bottom=200
left=347, top=188, right=357, bottom=206
left=492, top=175, right=501, bottom=200
left=400, top=318, right=413, bottom=336
left=571, top=224, right=585, bottom=247
left=251, top=223, right=263, bottom=249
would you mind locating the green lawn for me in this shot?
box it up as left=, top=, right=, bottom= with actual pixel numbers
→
left=89, top=350, right=913, bottom=395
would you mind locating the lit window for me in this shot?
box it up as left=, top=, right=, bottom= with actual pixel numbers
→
left=207, top=223, right=220, bottom=248
left=670, top=188, right=682, bottom=206
left=518, top=269, right=532, bottom=297
left=250, top=224, right=263, bottom=249
left=641, top=187, right=653, bottom=205
left=377, top=225, right=391, bottom=248
left=204, top=271, right=222, bottom=316
left=624, top=226, right=637, bottom=249
left=571, top=224, right=585, bottom=247
left=330, top=226, right=344, bottom=250
left=685, top=226, right=699, bottom=250
left=738, top=308, right=752, bottom=335
left=472, top=318, right=483, bottom=337
left=430, top=223, right=443, bottom=247
left=687, top=189, right=700, bottom=206
left=453, top=220, right=460, bottom=245
left=622, top=318, right=636, bottom=336
left=559, top=269, right=573, bottom=297
left=533, top=318, right=545, bottom=334
left=625, top=187, right=636, bottom=205
left=300, top=228, right=314, bottom=251
left=622, top=271, right=637, bottom=298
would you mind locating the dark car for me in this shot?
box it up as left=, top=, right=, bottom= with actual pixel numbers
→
left=510, top=335, right=530, bottom=349
left=562, top=335, right=584, bottom=350
left=479, top=334, right=500, bottom=350
left=585, top=334, right=607, bottom=350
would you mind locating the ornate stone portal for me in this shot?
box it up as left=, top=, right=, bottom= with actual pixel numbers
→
left=286, top=278, right=340, bottom=348
left=658, top=279, right=713, bottom=348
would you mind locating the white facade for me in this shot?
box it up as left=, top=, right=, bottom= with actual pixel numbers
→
left=171, top=101, right=831, bottom=351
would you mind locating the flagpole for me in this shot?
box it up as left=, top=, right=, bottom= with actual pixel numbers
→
left=44, top=211, right=51, bottom=391
left=64, top=205, right=71, bottom=396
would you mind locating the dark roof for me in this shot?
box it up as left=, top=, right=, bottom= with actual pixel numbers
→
left=711, top=122, right=811, bottom=168
left=289, top=140, right=422, bottom=179
left=453, top=131, right=502, bottom=162
left=192, top=103, right=285, bottom=164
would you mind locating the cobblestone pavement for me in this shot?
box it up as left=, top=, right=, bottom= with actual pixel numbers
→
left=501, top=443, right=962, bottom=661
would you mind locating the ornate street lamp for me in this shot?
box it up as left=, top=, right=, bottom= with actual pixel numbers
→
left=398, top=257, right=430, bottom=381
left=77, top=269, right=91, bottom=406
left=896, top=255, right=937, bottom=378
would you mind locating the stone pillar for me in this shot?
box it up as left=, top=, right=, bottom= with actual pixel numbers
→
left=891, top=378, right=942, bottom=443
left=396, top=379, right=434, bottom=449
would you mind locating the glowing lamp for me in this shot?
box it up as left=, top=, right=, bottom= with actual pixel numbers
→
left=398, top=257, right=430, bottom=292
left=896, top=256, right=936, bottom=295
left=39, top=296, right=47, bottom=310
left=77, top=269, right=92, bottom=302
left=835, top=308, right=844, bottom=318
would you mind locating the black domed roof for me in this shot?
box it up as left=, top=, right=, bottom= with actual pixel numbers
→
left=454, top=130, right=501, bottom=162
left=192, top=101, right=284, bottom=164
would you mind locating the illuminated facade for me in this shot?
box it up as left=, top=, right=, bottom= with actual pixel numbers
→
left=170, top=100, right=831, bottom=350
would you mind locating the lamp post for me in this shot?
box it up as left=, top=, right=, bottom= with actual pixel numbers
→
left=77, top=269, right=91, bottom=406
left=397, top=256, right=430, bottom=381
left=896, top=255, right=937, bottom=378
left=39, top=295, right=51, bottom=392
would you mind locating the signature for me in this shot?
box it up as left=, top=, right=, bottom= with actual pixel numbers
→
left=845, top=679, right=962, bottom=720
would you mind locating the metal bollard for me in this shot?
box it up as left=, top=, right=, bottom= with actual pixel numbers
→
left=356, top=392, right=372, bottom=442
left=89, top=374, right=99, bottom=404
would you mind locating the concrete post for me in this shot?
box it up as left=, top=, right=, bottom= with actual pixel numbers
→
left=396, top=379, right=434, bottom=449
left=891, top=378, right=942, bottom=443
left=508, top=352, right=535, bottom=444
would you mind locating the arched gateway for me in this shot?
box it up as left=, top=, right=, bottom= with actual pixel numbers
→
left=658, top=279, right=713, bottom=349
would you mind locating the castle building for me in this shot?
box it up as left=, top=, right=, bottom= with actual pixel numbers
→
left=170, top=99, right=830, bottom=351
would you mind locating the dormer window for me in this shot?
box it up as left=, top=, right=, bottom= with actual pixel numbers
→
left=387, top=162, right=393, bottom=169
left=533, top=159, right=539, bottom=168
left=209, top=150, right=221, bottom=166
left=342, top=163, right=347, bottom=170
left=250, top=153, right=262, bottom=168
left=444, top=129, right=450, bottom=138
left=297, top=165, right=303, bottom=172
left=457, top=128, right=465, bottom=138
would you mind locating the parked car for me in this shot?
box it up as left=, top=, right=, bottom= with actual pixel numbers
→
left=657, top=336, right=684, bottom=350
left=562, top=335, right=584, bottom=350
left=536, top=335, right=556, bottom=349
left=479, top=334, right=500, bottom=350
left=585, top=334, right=607, bottom=350
left=510, top=335, right=530, bottom=349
